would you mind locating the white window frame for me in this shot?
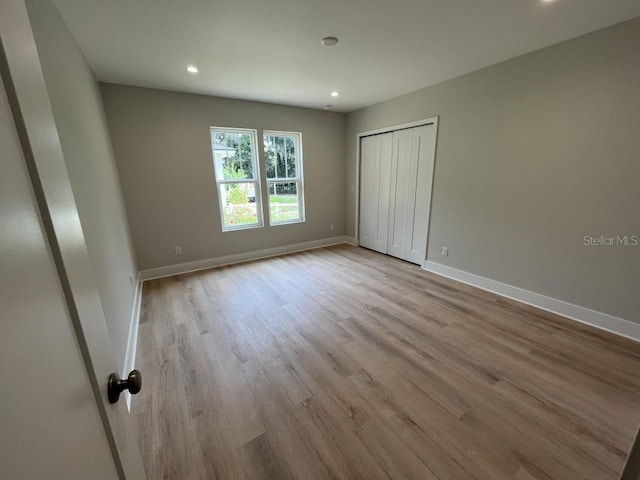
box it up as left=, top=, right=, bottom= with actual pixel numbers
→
left=210, top=126, right=264, bottom=232
left=263, top=130, right=305, bottom=226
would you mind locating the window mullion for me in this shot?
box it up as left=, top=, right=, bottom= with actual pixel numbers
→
left=267, top=177, right=300, bottom=182
left=219, top=179, right=257, bottom=185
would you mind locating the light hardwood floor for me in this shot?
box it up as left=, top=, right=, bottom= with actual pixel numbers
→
left=134, top=245, right=640, bottom=479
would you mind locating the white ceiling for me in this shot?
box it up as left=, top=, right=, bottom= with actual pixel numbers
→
left=52, top=0, right=640, bottom=112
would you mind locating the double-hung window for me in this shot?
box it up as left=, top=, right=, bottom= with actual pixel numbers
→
left=263, top=131, right=305, bottom=225
left=210, top=127, right=263, bottom=231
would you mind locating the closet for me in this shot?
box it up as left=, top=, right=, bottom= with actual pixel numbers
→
left=359, top=121, right=437, bottom=265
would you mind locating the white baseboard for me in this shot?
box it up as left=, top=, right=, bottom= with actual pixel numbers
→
left=423, top=260, right=640, bottom=342
left=343, top=236, right=358, bottom=246
left=140, top=236, right=353, bottom=281
left=122, top=273, right=143, bottom=411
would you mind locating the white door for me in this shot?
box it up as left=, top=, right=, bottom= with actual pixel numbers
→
left=373, top=133, right=393, bottom=253
left=358, top=121, right=438, bottom=265
left=358, top=135, right=376, bottom=250
left=387, top=128, right=413, bottom=259
left=359, top=132, right=393, bottom=254
left=404, top=124, right=437, bottom=265
left=0, top=2, right=146, bottom=478
left=0, top=63, right=119, bottom=480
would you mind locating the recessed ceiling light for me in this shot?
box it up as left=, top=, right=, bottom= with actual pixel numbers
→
left=322, top=36, right=339, bottom=47
left=186, top=65, right=199, bottom=74
left=331, top=91, right=339, bottom=97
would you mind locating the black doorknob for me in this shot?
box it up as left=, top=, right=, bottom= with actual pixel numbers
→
left=108, top=369, right=142, bottom=404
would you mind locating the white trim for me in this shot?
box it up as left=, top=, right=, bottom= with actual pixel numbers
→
left=343, top=236, right=358, bottom=246
left=210, top=126, right=265, bottom=232
left=140, top=236, right=352, bottom=281
left=423, top=260, right=640, bottom=342
left=264, top=130, right=305, bottom=226
left=357, top=118, right=439, bottom=138
left=354, top=138, right=360, bottom=243
left=122, top=273, right=143, bottom=411
left=354, top=116, right=439, bottom=246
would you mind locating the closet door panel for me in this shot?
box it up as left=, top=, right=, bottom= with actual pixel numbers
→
left=387, top=129, right=412, bottom=259
left=358, top=135, right=376, bottom=250
left=373, top=133, right=393, bottom=254
left=405, top=124, right=437, bottom=265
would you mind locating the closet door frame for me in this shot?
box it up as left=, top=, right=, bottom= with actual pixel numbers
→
left=355, top=116, right=439, bottom=264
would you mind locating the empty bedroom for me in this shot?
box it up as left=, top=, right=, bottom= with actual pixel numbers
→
left=1, top=0, right=639, bottom=479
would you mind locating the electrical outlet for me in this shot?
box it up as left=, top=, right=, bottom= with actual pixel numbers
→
left=441, top=246, right=449, bottom=257
left=175, top=246, right=183, bottom=255
left=330, top=224, right=335, bottom=231
left=350, top=184, right=355, bottom=192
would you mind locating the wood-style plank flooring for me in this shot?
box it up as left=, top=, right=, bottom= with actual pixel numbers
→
left=134, top=245, right=640, bottom=479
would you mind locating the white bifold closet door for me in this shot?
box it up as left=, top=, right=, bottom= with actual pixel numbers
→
left=359, top=132, right=393, bottom=253
left=359, top=123, right=437, bottom=265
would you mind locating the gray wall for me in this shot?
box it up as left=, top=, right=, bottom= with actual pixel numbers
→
left=100, top=84, right=346, bottom=270
left=27, top=0, right=139, bottom=371
left=346, top=17, right=640, bottom=323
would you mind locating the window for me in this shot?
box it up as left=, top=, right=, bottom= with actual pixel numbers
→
left=210, top=127, right=263, bottom=231
left=263, top=131, right=305, bottom=225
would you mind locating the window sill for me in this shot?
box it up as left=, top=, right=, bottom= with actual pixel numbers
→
left=269, top=219, right=305, bottom=227
left=221, top=223, right=264, bottom=233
